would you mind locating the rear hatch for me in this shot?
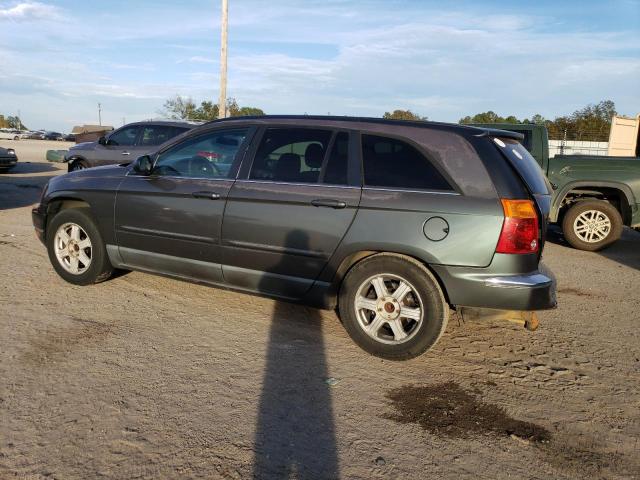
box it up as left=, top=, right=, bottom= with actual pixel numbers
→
left=491, top=135, right=552, bottom=250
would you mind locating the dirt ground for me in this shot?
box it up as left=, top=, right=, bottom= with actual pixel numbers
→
left=1, top=140, right=639, bottom=480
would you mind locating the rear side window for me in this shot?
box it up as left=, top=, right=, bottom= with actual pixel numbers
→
left=139, top=125, right=188, bottom=146
left=361, top=134, right=452, bottom=191
left=250, top=128, right=333, bottom=183
left=493, top=137, right=550, bottom=194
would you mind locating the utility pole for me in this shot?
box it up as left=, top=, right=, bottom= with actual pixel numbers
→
left=98, top=103, right=102, bottom=126
left=218, top=0, right=228, bottom=119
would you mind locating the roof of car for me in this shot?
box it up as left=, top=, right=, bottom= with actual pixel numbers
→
left=200, top=115, right=523, bottom=139
left=126, top=119, right=203, bottom=127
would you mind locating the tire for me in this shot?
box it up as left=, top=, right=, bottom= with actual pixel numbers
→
left=13, top=136, right=19, bottom=141
left=561, top=200, right=623, bottom=251
left=338, top=253, right=449, bottom=360
left=46, top=208, right=114, bottom=285
left=69, top=159, right=88, bottom=172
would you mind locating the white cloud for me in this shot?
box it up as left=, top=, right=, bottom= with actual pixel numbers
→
left=0, top=1, right=60, bottom=21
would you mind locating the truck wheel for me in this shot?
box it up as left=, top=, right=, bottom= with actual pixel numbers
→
left=562, top=200, right=623, bottom=251
left=338, top=253, right=448, bottom=360
left=47, top=208, right=114, bottom=285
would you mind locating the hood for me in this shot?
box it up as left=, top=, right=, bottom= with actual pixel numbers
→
left=69, top=141, right=97, bottom=151
left=48, top=163, right=130, bottom=192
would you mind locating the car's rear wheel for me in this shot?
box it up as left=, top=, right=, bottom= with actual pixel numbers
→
left=13, top=136, right=19, bottom=141
left=562, top=200, right=623, bottom=251
left=339, top=254, right=448, bottom=360
left=69, top=159, right=88, bottom=172
left=47, top=208, right=113, bottom=285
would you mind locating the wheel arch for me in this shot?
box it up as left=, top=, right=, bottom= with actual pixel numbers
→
left=328, top=250, right=452, bottom=309
left=551, top=181, right=635, bottom=226
left=66, top=155, right=88, bottom=172
left=45, top=195, right=93, bottom=236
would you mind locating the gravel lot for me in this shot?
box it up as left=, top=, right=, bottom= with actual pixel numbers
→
left=1, top=140, right=639, bottom=479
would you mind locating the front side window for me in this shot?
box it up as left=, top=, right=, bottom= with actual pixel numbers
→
left=153, top=128, right=248, bottom=179
left=362, top=134, right=452, bottom=191
left=249, top=128, right=333, bottom=183
left=107, top=126, right=139, bottom=146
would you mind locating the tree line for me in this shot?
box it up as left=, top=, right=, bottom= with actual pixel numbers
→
left=0, top=115, right=27, bottom=130
left=161, top=96, right=619, bottom=142
left=162, top=95, right=264, bottom=121
left=458, top=100, right=617, bottom=142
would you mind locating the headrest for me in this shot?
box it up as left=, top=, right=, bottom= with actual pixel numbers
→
left=304, top=143, right=324, bottom=168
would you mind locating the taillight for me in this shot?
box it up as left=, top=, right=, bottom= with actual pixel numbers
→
left=496, top=199, right=539, bottom=254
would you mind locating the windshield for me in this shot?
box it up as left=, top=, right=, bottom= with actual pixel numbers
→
left=493, top=137, right=550, bottom=195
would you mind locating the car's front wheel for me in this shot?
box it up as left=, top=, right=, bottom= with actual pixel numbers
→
left=69, top=159, right=88, bottom=172
left=562, top=200, right=623, bottom=251
left=47, top=208, right=114, bottom=285
left=339, top=254, right=448, bottom=360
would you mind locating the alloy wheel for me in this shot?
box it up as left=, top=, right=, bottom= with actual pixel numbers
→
left=354, top=273, right=424, bottom=344
left=54, top=222, right=92, bottom=274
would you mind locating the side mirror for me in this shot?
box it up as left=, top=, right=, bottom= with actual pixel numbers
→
left=98, top=136, right=107, bottom=145
left=133, top=155, right=153, bottom=175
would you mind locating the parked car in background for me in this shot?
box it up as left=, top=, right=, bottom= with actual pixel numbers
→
left=63, top=133, right=76, bottom=142
left=0, top=129, right=20, bottom=141
left=0, top=146, right=18, bottom=171
left=44, top=131, right=64, bottom=141
left=26, top=131, right=46, bottom=140
left=63, top=120, right=199, bottom=172
left=474, top=123, right=640, bottom=251
left=33, top=116, right=556, bottom=359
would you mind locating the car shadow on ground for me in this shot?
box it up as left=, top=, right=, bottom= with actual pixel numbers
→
left=0, top=163, right=62, bottom=210
left=252, top=230, right=339, bottom=479
left=2, top=162, right=61, bottom=174
left=546, top=225, right=640, bottom=271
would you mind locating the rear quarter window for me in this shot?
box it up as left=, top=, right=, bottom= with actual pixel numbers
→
left=493, top=137, right=549, bottom=194
left=361, top=134, right=453, bottom=191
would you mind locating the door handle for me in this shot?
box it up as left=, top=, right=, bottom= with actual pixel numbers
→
left=192, top=191, right=221, bottom=200
left=121, top=151, right=130, bottom=156
left=311, top=198, right=347, bottom=209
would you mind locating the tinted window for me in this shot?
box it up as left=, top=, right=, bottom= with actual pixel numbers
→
left=153, top=128, right=248, bottom=179
left=361, top=134, right=452, bottom=191
left=322, top=132, right=349, bottom=185
left=107, top=126, right=139, bottom=146
left=139, top=125, right=188, bottom=147
left=250, top=128, right=332, bottom=183
left=494, top=137, right=550, bottom=194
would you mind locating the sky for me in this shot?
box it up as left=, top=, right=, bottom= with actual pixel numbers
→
left=0, top=0, right=639, bottom=132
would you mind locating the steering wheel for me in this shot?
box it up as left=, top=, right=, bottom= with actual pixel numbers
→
left=190, top=155, right=222, bottom=177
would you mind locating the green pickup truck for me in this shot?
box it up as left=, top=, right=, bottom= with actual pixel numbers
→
left=475, top=123, right=640, bottom=251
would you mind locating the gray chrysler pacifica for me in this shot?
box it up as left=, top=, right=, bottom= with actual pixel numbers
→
left=32, top=116, right=556, bottom=359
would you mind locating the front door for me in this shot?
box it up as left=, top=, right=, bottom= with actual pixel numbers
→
left=221, top=128, right=361, bottom=297
left=114, top=126, right=253, bottom=283
left=98, top=125, right=142, bottom=166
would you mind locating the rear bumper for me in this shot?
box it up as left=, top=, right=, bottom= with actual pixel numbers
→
left=432, top=261, right=557, bottom=311
left=31, top=205, right=46, bottom=245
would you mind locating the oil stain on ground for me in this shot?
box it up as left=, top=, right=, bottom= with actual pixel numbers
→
left=385, top=382, right=550, bottom=442
left=22, top=317, right=113, bottom=365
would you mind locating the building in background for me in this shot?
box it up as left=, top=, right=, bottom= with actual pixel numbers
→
left=71, top=124, right=114, bottom=143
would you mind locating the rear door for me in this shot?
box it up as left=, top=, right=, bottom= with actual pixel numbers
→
left=221, top=128, right=360, bottom=297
